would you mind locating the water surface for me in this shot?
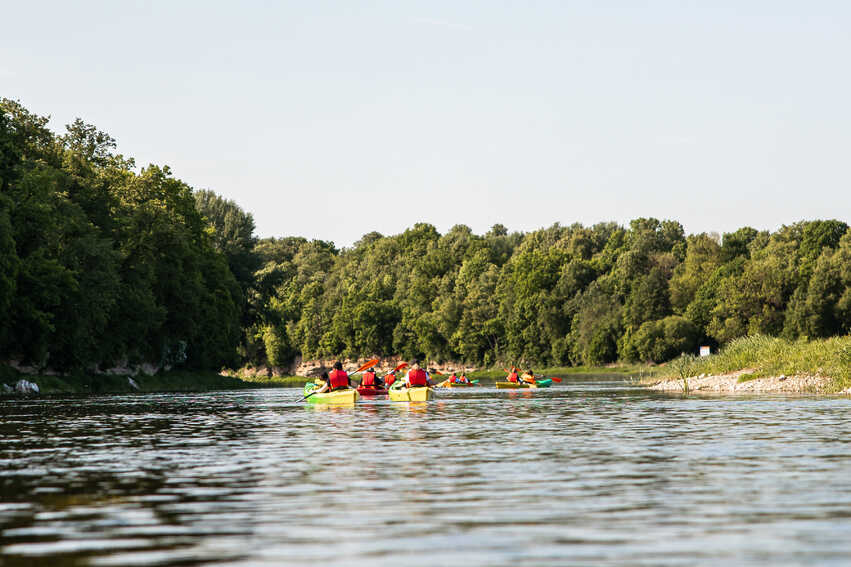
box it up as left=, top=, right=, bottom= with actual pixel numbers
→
left=2, top=378, right=851, bottom=566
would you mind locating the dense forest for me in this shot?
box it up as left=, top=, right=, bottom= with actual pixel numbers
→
left=3, top=99, right=851, bottom=373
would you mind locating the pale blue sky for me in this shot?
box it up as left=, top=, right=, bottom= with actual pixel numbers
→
left=3, top=1, right=850, bottom=246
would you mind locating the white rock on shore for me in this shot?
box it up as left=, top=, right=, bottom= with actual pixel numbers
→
left=15, top=380, right=40, bottom=394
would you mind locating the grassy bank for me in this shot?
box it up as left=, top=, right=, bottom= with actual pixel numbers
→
left=658, top=335, right=851, bottom=392
left=0, top=366, right=307, bottom=395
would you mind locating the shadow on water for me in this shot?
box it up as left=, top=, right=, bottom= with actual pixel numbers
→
left=3, top=380, right=851, bottom=565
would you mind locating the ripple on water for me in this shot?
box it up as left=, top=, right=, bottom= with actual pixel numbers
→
left=3, top=384, right=851, bottom=566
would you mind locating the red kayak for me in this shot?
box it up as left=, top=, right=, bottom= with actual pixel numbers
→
left=357, top=386, right=388, bottom=396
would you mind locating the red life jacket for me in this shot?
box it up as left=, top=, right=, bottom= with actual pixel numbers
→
left=329, top=369, right=349, bottom=389
left=386, top=373, right=396, bottom=386
left=449, top=374, right=457, bottom=383
left=361, top=371, right=376, bottom=386
left=408, top=368, right=428, bottom=387
left=508, top=372, right=519, bottom=383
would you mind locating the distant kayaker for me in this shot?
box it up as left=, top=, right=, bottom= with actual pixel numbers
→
left=506, top=369, right=519, bottom=383
left=405, top=361, right=430, bottom=388
left=385, top=371, right=397, bottom=387
left=448, top=372, right=458, bottom=384
left=521, top=369, right=536, bottom=384
left=457, top=372, right=470, bottom=384
left=361, top=367, right=383, bottom=388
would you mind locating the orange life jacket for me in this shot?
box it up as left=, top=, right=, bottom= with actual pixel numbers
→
left=407, top=368, right=428, bottom=387
left=508, top=372, right=519, bottom=383
left=329, top=369, right=349, bottom=389
left=361, top=371, right=376, bottom=386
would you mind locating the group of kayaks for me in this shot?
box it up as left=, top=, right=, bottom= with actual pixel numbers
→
left=302, top=381, right=435, bottom=404
left=302, top=363, right=555, bottom=405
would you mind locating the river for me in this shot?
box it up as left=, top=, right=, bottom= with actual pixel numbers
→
left=2, top=377, right=851, bottom=566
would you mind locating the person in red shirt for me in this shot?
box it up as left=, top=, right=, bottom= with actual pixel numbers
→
left=448, top=372, right=458, bottom=384
left=405, top=361, right=430, bottom=388
left=360, top=367, right=383, bottom=388
left=315, top=361, right=350, bottom=394
left=506, top=369, right=519, bottom=383
left=384, top=371, right=396, bottom=387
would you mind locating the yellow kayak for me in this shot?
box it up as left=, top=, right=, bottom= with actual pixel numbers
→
left=389, top=386, right=434, bottom=401
left=303, top=383, right=360, bottom=404
left=434, top=380, right=475, bottom=388
left=495, top=381, right=538, bottom=389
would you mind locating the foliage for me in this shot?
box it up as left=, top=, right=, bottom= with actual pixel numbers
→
left=4, top=99, right=851, bottom=375
left=0, top=99, right=240, bottom=371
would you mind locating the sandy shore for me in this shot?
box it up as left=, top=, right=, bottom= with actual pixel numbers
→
left=646, top=369, right=835, bottom=394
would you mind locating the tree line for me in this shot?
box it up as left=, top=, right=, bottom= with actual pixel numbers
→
left=3, top=99, right=851, bottom=373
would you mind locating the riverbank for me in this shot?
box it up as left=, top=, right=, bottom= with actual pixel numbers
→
left=646, top=335, right=851, bottom=394
left=0, top=365, right=306, bottom=395
left=647, top=369, right=832, bottom=394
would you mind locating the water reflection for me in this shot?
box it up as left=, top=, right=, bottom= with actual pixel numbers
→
left=2, top=384, right=851, bottom=566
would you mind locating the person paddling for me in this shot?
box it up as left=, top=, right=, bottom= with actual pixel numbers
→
left=312, top=370, right=332, bottom=394
left=457, top=372, right=470, bottom=384
left=360, top=367, right=382, bottom=388
left=316, top=361, right=350, bottom=393
left=448, top=372, right=458, bottom=384
left=405, top=361, right=430, bottom=388
left=385, top=370, right=397, bottom=387
left=506, top=368, right=520, bottom=383
left=520, top=369, right=536, bottom=385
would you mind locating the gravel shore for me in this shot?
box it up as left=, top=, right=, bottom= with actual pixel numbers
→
left=646, top=369, right=834, bottom=394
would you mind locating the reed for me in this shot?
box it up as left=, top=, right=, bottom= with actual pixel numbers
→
left=662, top=335, right=851, bottom=392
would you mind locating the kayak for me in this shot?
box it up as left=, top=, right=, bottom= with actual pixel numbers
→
left=495, top=379, right=552, bottom=389
left=357, top=385, right=388, bottom=396
left=435, top=381, right=475, bottom=388
left=303, top=382, right=360, bottom=404
left=389, top=386, right=434, bottom=401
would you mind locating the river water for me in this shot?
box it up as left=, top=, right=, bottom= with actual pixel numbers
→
left=2, top=377, right=851, bottom=566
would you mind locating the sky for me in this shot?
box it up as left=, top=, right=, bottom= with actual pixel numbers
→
left=2, top=1, right=850, bottom=247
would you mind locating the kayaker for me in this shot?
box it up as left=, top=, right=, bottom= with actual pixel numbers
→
left=385, top=371, right=396, bottom=387
left=520, top=369, right=536, bottom=384
left=506, top=369, right=520, bottom=383
left=457, top=372, right=470, bottom=384
left=327, top=361, right=350, bottom=391
left=361, top=367, right=382, bottom=388
left=313, top=371, right=332, bottom=393
left=448, top=372, right=458, bottom=384
left=405, top=361, right=430, bottom=388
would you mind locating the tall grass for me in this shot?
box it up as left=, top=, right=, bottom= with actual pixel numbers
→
left=661, top=335, right=851, bottom=391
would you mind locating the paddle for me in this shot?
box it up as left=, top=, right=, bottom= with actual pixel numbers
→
left=299, top=358, right=379, bottom=402
left=532, top=374, right=562, bottom=383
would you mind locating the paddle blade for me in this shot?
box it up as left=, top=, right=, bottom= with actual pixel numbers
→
left=550, top=377, right=563, bottom=382
left=354, top=358, right=379, bottom=373
left=394, top=362, right=409, bottom=372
